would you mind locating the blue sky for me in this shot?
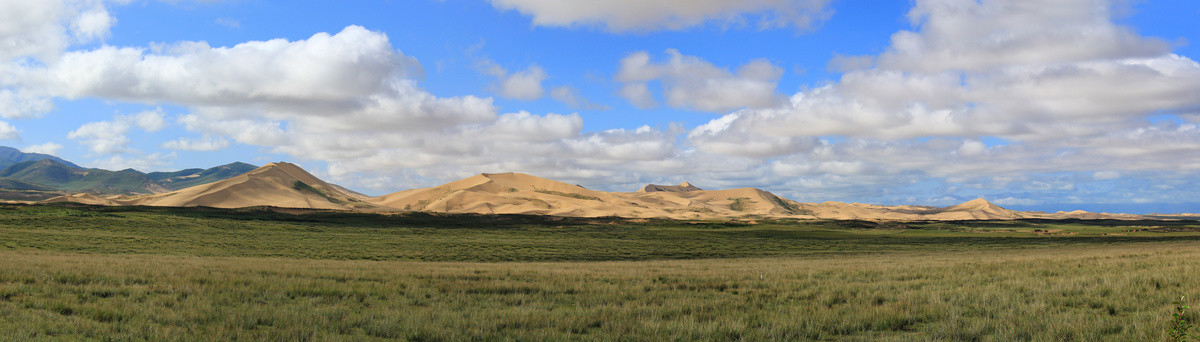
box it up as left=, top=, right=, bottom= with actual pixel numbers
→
left=2, top=0, right=1200, bottom=213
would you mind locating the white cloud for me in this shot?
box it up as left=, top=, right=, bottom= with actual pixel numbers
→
left=161, top=136, right=229, bottom=151
left=0, top=0, right=118, bottom=61
left=26, top=26, right=416, bottom=112
left=67, top=109, right=171, bottom=155
left=178, top=114, right=288, bottom=146
left=690, top=0, right=1200, bottom=149
left=23, top=142, right=62, bottom=155
left=0, top=0, right=121, bottom=118
left=618, top=83, right=656, bottom=109
left=496, top=65, right=547, bottom=100
left=68, top=119, right=131, bottom=155
left=86, top=152, right=175, bottom=171
left=488, top=0, right=833, bottom=32
left=131, top=109, right=166, bottom=132
left=0, top=120, right=18, bottom=140
left=0, top=90, right=54, bottom=119
left=878, top=0, right=1170, bottom=73
left=616, top=49, right=784, bottom=112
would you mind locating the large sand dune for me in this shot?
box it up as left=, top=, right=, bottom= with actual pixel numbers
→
left=42, top=163, right=1176, bottom=220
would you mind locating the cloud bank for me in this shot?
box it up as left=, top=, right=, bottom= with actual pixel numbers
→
left=1, top=0, right=1198, bottom=209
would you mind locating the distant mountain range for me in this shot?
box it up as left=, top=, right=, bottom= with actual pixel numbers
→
left=0, top=146, right=80, bottom=169
left=0, top=146, right=256, bottom=200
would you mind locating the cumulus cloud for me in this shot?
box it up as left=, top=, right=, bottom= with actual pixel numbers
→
left=23, top=142, right=62, bottom=155
left=616, top=49, right=784, bottom=112
left=0, top=120, right=18, bottom=140
left=0, top=0, right=118, bottom=61
left=67, top=109, right=168, bottom=155
left=480, top=62, right=548, bottom=100
left=488, top=0, right=833, bottom=32
left=68, top=120, right=131, bottom=154
left=0, top=90, right=54, bottom=119
left=618, top=83, right=656, bottom=109
left=22, top=26, right=413, bottom=111
left=0, top=0, right=123, bottom=118
left=692, top=0, right=1200, bottom=147
left=878, top=0, right=1170, bottom=73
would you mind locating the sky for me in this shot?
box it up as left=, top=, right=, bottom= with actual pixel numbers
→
left=1, top=0, right=1200, bottom=213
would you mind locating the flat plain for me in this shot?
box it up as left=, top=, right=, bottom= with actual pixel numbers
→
left=1, top=204, right=1199, bottom=340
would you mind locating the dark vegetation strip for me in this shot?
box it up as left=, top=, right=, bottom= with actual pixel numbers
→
left=2, top=203, right=1199, bottom=262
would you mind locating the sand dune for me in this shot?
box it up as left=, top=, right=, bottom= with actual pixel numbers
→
left=43, top=164, right=1175, bottom=220
left=365, top=172, right=810, bottom=219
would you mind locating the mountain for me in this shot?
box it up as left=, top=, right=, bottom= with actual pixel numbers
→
left=0, top=159, right=260, bottom=196
left=147, top=162, right=258, bottom=191
left=100, top=162, right=377, bottom=210
left=0, top=159, right=166, bottom=194
left=638, top=181, right=701, bottom=192
left=0, top=146, right=80, bottom=170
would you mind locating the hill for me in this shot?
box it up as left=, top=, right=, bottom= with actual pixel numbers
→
left=95, top=162, right=379, bottom=210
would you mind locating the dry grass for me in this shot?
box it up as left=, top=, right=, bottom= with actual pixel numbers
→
left=2, top=242, right=1198, bottom=340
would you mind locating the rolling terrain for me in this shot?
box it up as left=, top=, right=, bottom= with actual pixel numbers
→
left=37, top=162, right=1182, bottom=220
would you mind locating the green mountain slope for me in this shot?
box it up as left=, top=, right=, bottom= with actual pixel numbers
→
left=0, top=160, right=165, bottom=194
left=0, top=178, right=55, bottom=191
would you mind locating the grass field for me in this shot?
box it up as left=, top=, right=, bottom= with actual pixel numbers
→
left=1, top=204, right=1199, bottom=340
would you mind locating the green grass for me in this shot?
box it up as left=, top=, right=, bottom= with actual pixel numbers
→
left=728, top=197, right=750, bottom=211
left=4, top=204, right=1200, bottom=261
left=2, top=204, right=1200, bottom=340
left=2, top=243, right=1198, bottom=340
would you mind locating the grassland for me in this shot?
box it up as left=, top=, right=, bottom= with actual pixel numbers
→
left=1, top=203, right=1199, bottom=340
